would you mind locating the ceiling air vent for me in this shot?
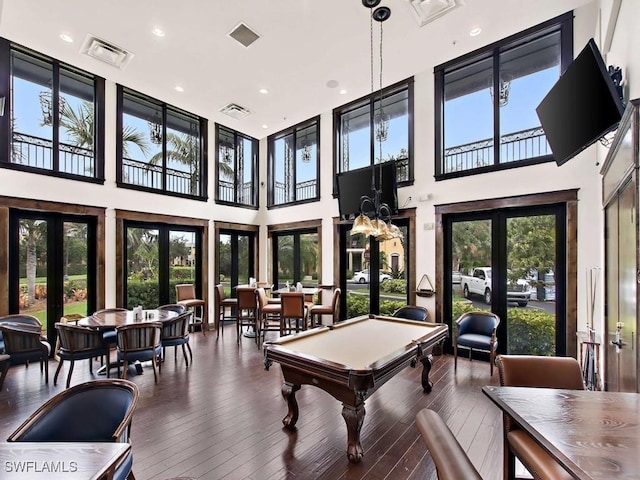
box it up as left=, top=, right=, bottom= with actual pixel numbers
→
left=80, top=34, right=134, bottom=69
left=405, top=0, right=464, bottom=27
left=227, top=22, right=260, bottom=48
left=220, top=103, right=252, bottom=120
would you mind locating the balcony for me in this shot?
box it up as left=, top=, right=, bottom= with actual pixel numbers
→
left=443, top=126, right=551, bottom=174
left=12, top=132, right=94, bottom=177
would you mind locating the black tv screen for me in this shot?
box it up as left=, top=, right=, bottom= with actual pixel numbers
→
left=536, top=38, right=624, bottom=166
left=337, top=162, right=398, bottom=219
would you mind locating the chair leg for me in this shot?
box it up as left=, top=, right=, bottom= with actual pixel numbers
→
left=65, top=360, right=76, bottom=389
left=181, top=344, right=189, bottom=367
left=127, top=471, right=136, bottom=480
left=44, top=357, right=48, bottom=384
left=454, top=344, right=458, bottom=370
left=186, top=342, right=193, bottom=364
left=150, top=356, right=158, bottom=384
left=121, top=360, right=128, bottom=379
left=54, top=360, right=64, bottom=386
left=0, top=359, right=9, bottom=390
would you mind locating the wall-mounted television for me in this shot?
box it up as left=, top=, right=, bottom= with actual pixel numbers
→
left=337, top=162, right=398, bottom=219
left=536, top=38, right=625, bottom=166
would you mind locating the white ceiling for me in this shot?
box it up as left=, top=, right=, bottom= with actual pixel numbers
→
left=0, top=0, right=593, bottom=139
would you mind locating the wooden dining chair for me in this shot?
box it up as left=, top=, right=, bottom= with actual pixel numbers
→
left=116, top=323, right=163, bottom=383
left=54, top=322, right=111, bottom=388
left=279, top=292, right=308, bottom=334
left=160, top=311, right=193, bottom=367
left=176, top=284, right=207, bottom=335
left=256, top=287, right=282, bottom=344
left=496, top=355, right=583, bottom=480
left=215, top=284, right=237, bottom=338
left=0, top=323, right=51, bottom=384
left=308, top=288, right=341, bottom=326
left=236, top=286, right=259, bottom=346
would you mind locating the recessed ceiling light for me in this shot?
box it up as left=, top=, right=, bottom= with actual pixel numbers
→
left=259, top=88, right=269, bottom=94
left=339, top=89, right=348, bottom=95
left=262, top=124, right=268, bottom=129
left=175, top=86, right=184, bottom=93
left=326, top=80, right=339, bottom=89
left=152, top=27, right=165, bottom=37
left=60, top=33, right=74, bottom=43
left=469, top=26, right=482, bottom=37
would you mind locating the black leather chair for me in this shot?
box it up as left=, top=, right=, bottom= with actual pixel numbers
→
left=7, top=379, right=139, bottom=480
left=157, top=304, right=186, bottom=315
left=392, top=305, right=431, bottom=322
left=454, top=311, right=500, bottom=375
left=54, top=322, right=111, bottom=388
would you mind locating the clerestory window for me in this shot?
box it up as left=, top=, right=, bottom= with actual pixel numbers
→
left=1, top=39, right=105, bottom=181
left=117, top=86, right=207, bottom=200
left=434, top=13, right=573, bottom=179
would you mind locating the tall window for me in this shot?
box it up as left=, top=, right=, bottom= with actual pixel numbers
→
left=216, top=124, right=258, bottom=208
left=117, top=86, right=207, bottom=199
left=268, top=117, right=320, bottom=207
left=1, top=40, right=105, bottom=180
left=435, top=13, right=572, bottom=178
left=334, top=79, right=413, bottom=189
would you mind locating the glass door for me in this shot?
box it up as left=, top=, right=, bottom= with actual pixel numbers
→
left=9, top=211, right=96, bottom=343
left=444, top=206, right=565, bottom=357
left=218, top=230, right=255, bottom=298
left=124, top=222, right=202, bottom=308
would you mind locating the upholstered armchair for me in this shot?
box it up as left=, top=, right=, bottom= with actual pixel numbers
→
left=0, top=323, right=51, bottom=384
left=454, top=311, right=500, bottom=375
left=54, top=322, right=111, bottom=388
left=392, top=305, right=431, bottom=322
left=116, top=323, right=163, bottom=383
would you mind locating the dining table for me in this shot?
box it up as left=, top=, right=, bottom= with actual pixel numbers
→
left=78, top=309, right=177, bottom=375
left=0, top=441, right=131, bottom=479
left=483, top=385, right=640, bottom=479
left=78, top=309, right=177, bottom=329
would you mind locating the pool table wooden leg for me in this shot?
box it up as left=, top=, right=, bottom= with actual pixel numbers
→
left=420, top=354, right=434, bottom=392
left=281, top=382, right=301, bottom=428
left=342, top=403, right=365, bottom=463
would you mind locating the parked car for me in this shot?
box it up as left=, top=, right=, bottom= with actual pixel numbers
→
left=460, top=267, right=531, bottom=306
left=452, top=271, right=461, bottom=284
left=352, top=269, right=392, bottom=284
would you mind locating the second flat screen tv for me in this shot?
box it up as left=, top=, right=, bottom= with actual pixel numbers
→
left=337, top=162, right=398, bottom=219
left=536, top=38, right=624, bottom=166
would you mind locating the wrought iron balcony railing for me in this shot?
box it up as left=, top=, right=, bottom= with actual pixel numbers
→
left=11, top=132, right=94, bottom=176
left=443, top=126, right=551, bottom=174
left=273, top=179, right=317, bottom=205
left=218, top=179, right=255, bottom=205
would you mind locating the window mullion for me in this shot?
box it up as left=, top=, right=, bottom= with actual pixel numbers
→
left=161, top=105, right=167, bottom=191
left=492, top=51, right=501, bottom=167
left=52, top=62, right=60, bottom=172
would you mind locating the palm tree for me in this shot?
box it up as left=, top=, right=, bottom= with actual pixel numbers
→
left=148, top=131, right=201, bottom=195
left=60, top=100, right=149, bottom=158
left=19, top=220, right=46, bottom=307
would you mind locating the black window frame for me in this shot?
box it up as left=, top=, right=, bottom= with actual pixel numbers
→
left=267, top=116, right=321, bottom=208
left=434, top=12, right=573, bottom=180
left=116, top=85, right=208, bottom=201
left=333, top=77, right=414, bottom=196
left=215, top=123, right=259, bottom=209
left=0, top=38, right=105, bottom=183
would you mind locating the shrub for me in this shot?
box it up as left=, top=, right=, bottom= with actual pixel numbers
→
left=381, top=279, right=406, bottom=294
left=345, top=292, right=405, bottom=318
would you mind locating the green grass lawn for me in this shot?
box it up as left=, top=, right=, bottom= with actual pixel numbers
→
left=19, top=274, right=87, bottom=285
left=27, top=302, right=88, bottom=329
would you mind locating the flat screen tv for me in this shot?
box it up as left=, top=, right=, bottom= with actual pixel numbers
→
left=337, top=162, right=398, bottom=219
left=536, top=38, right=624, bottom=166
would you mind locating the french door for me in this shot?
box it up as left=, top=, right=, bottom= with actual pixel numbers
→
left=218, top=230, right=255, bottom=297
left=443, top=205, right=566, bottom=356
left=9, top=210, right=97, bottom=344
left=338, top=218, right=410, bottom=318
left=124, top=221, right=202, bottom=308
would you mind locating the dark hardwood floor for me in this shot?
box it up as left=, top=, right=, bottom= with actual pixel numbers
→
left=0, top=325, right=503, bottom=480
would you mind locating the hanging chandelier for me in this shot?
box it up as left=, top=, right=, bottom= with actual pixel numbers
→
left=148, top=111, right=162, bottom=145
left=351, top=0, right=402, bottom=241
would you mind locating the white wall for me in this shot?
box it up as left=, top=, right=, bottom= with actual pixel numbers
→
left=3, top=0, right=639, bottom=360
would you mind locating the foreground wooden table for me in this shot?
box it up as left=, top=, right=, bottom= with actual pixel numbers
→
left=78, top=309, right=176, bottom=329
left=483, top=386, right=640, bottom=479
left=0, top=442, right=130, bottom=479
left=264, top=314, right=448, bottom=463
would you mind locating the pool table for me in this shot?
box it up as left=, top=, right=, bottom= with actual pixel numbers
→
left=263, top=314, right=449, bottom=463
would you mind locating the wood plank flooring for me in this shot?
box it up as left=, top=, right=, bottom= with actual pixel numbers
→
left=0, top=325, right=503, bottom=480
